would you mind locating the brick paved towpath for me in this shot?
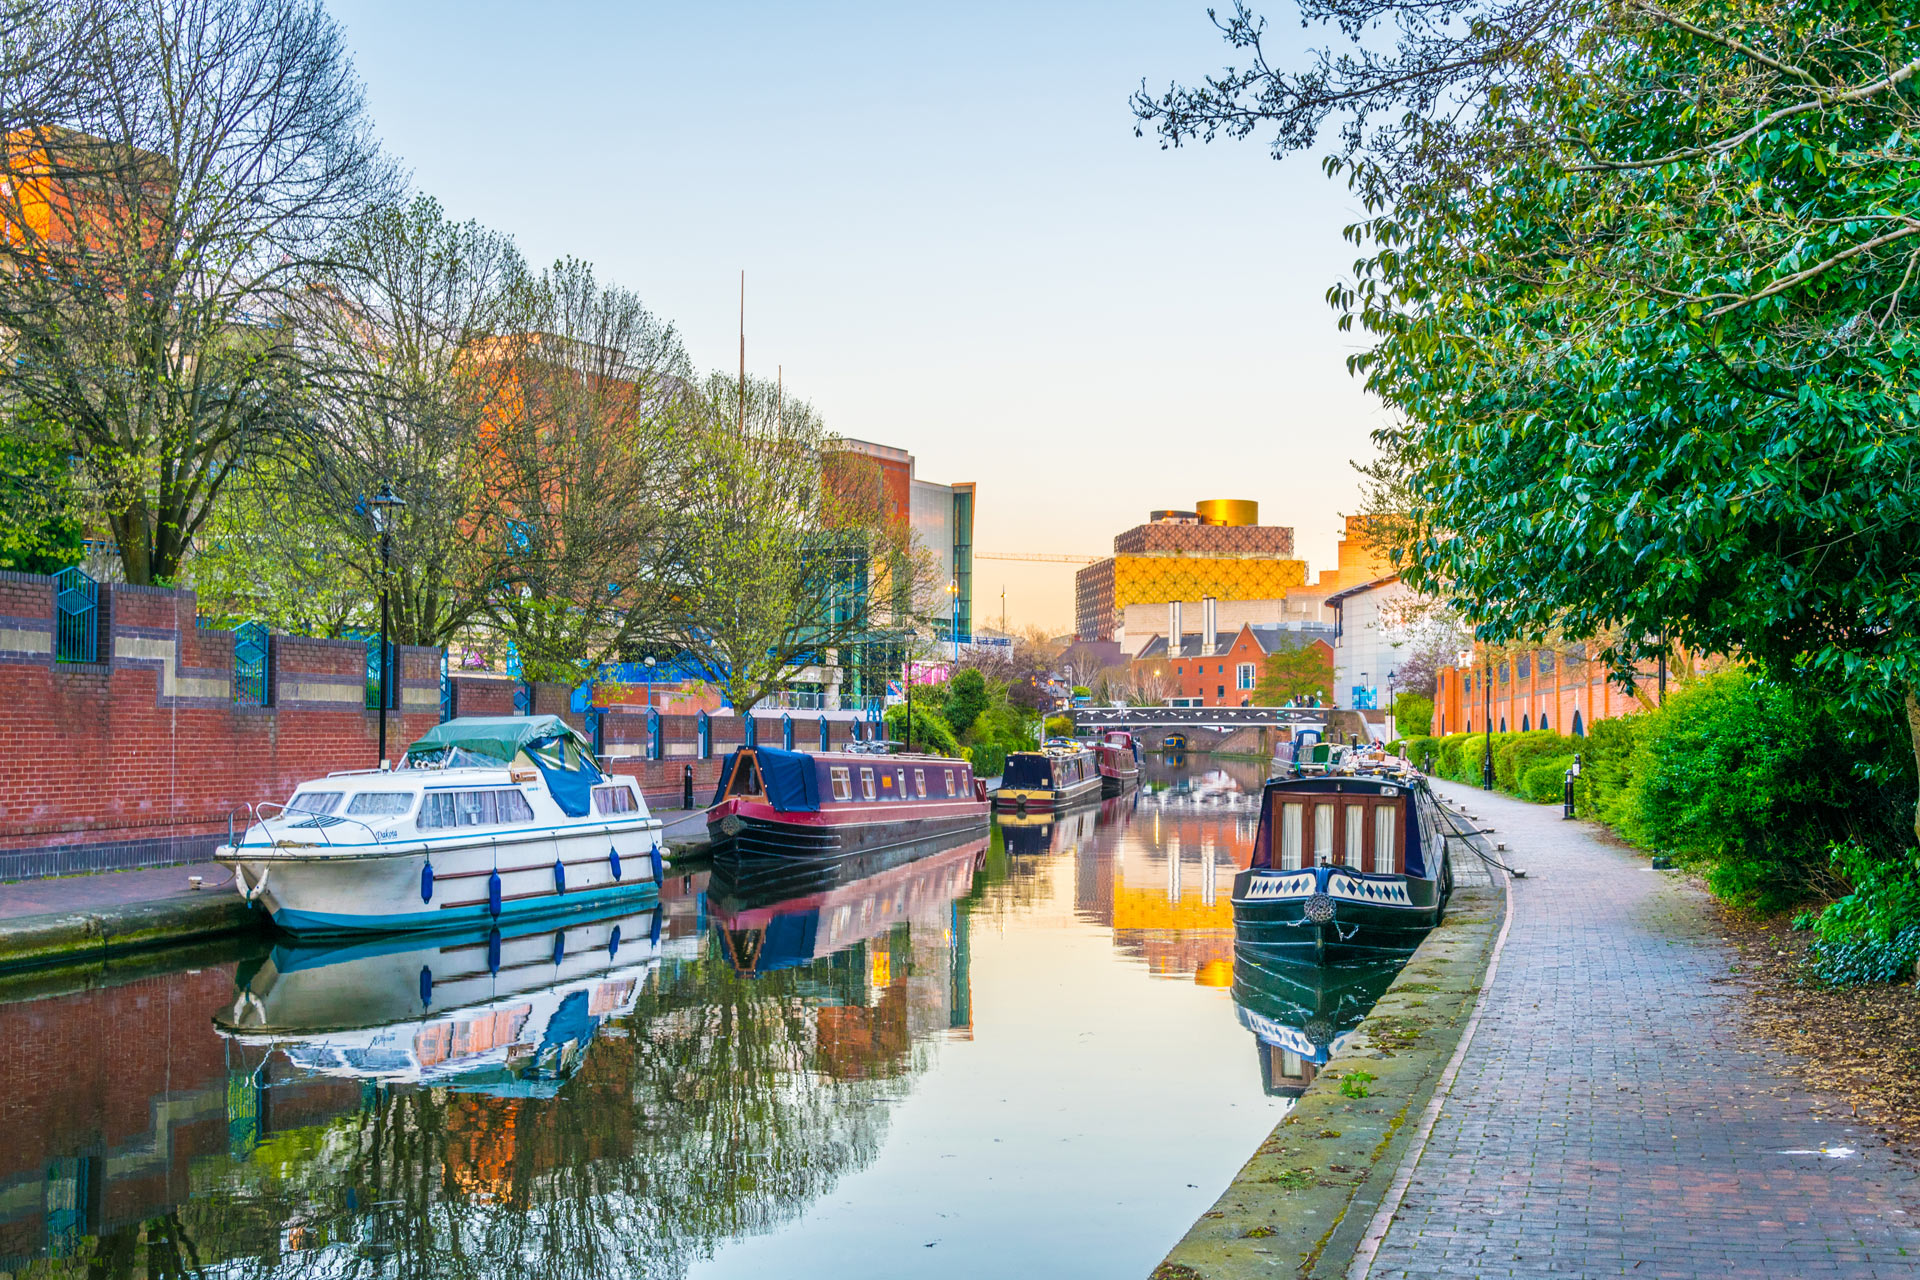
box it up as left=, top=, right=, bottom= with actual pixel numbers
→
left=1359, top=782, right=1920, bottom=1279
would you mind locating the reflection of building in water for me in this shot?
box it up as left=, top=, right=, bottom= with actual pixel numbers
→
left=1075, top=805, right=1260, bottom=979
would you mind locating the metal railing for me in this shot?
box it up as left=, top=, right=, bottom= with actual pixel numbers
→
left=234, top=621, right=271, bottom=707
left=53, top=566, right=97, bottom=663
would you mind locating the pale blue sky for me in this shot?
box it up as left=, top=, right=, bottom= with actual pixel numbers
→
left=327, top=0, right=1383, bottom=631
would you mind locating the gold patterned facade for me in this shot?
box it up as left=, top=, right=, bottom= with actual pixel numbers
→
left=1111, top=554, right=1309, bottom=613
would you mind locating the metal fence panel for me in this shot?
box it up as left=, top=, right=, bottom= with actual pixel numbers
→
left=233, top=622, right=270, bottom=707
left=53, top=566, right=97, bottom=663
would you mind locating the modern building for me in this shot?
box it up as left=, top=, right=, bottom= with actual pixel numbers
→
left=1074, top=501, right=1308, bottom=645
left=1130, top=615, right=1336, bottom=708
left=1327, top=574, right=1413, bottom=712
left=826, top=438, right=975, bottom=644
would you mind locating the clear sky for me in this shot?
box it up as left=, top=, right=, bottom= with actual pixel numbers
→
left=326, top=0, right=1385, bottom=634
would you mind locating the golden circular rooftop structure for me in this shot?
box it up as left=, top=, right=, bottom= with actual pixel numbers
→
left=1196, top=498, right=1258, bottom=527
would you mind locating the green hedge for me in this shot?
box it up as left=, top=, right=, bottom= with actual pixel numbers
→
left=967, top=742, right=1008, bottom=778
left=1518, top=752, right=1577, bottom=805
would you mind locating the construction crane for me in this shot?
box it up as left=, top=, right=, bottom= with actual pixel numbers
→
left=975, top=550, right=1102, bottom=564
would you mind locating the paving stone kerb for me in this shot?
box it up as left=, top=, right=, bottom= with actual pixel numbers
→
left=0, top=892, right=258, bottom=972
left=1153, top=823, right=1508, bottom=1280
left=1361, top=784, right=1920, bottom=1280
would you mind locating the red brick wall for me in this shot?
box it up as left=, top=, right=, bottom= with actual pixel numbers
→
left=0, top=578, right=442, bottom=861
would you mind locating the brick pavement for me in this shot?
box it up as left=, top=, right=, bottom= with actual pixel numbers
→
left=1363, top=783, right=1920, bottom=1279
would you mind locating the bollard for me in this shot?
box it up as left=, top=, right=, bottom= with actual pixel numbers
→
left=1563, top=767, right=1576, bottom=820
left=682, top=762, right=695, bottom=811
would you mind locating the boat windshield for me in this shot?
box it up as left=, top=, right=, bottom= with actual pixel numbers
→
left=1002, top=755, right=1054, bottom=790
left=287, top=791, right=344, bottom=816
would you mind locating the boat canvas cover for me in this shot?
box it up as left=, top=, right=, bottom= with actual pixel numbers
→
left=407, top=715, right=593, bottom=763
left=712, top=747, right=823, bottom=813
left=408, top=716, right=603, bottom=818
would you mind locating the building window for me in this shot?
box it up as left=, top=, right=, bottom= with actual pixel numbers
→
left=1218, top=664, right=1224, bottom=674
left=1237, top=662, right=1255, bottom=690
left=1522, top=714, right=1531, bottom=731
left=1572, top=711, right=1585, bottom=737
left=1217, top=685, right=1226, bottom=699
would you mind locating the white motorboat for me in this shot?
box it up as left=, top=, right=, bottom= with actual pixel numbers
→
left=217, top=715, right=665, bottom=935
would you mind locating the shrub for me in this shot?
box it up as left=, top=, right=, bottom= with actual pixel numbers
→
left=967, top=742, right=1008, bottom=778
left=1807, top=842, right=1920, bottom=985
left=1519, top=753, right=1576, bottom=805
left=1616, top=671, right=1912, bottom=913
left=1392, top=692, right=1434, bottom=737
left=942, top=669, right=991, bottom=736
left=1043, top=713, right=1074, bottom=738
left=1576, top=714, right=1643, bottom=827
left=884, top=703, right=960, bottom=757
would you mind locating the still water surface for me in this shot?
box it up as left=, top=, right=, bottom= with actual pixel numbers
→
left=0, top=759, right=1394, bottom=1279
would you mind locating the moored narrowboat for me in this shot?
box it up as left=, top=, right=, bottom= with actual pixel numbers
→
left=1096, top=730, right=1141, bottom=795
left=993, top=740, right=1102, bottom=813
left=707, top=745, right=989, bottom=857
left=1231, top=770, right=1452, bottom=961
left=1162, top=733, right=1189, bottom=751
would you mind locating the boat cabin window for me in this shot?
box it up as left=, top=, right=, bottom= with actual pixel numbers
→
left=1346, top=806, right=1365, bottom=865
left=1314, top=804, right=1335, bottom=866
left=860, top=768, right=876, bottom=801
left=726, top=753, right=763, bottom=796
left=287, top=790, right=344, bottom=816
left=1373, top=806, right=1397, bottom=875
left=831, top=767, right=852, bottom=802
left=592, top=785, right=640, bottom=815
left=346, top=792, right=415, bottom=818
left=1280, top=802, right=1304, bottom=870
left=419, top=788, right=537, bottom=830
left=914, top=769, right=927, bottom=798
left=944, top=769, right=955, bottom=797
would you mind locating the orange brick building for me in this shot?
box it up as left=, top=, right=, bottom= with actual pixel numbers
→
left=1132, top=622, right=1334, bottom=708
left=1433, top=646, right=1668, bottom=738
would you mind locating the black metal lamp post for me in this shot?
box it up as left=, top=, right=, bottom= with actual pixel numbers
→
left=370, top=483, right=405, bottom=768
left=1482, top=663, right=1495, bottom=790
left=1386, top=668, right=1397, bottom=740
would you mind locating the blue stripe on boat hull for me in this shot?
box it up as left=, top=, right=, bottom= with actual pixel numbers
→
left=268, top=879, right=660, bottom=936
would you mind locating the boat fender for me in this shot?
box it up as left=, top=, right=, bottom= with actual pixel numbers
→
left=418, top=965, right=433, bottom=1008
left=552, top=929, right=566, bottom=967
left=608, top=924, right=621, bottom=958
left=488, top=871, right=502, bottom=918
left=487, top=928, right=502, bottom=974
left=420, top=861, right=434, bottom=904
left=609, top=843, right=622, bottom=880
left=554, top=858, right=567, bottom=894
left=650, top=906, right=662, bottom=946
left=649, top=842, right=664, bottom=884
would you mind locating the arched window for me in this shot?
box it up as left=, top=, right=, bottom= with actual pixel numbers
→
left=1521, top=714, right=1531, bottom=731
left=1539, top=714, right=1549, bottom=732
left=1500, top=717, right=1507, bottom=732
left=1572, top=710, right=1585, bottom=737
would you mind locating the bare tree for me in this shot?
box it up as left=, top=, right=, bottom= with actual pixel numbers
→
left=0, top=0, right=395, bottom=583
left=482, top=258, right=696, bottom=681
left=662, top=373, right=934, bottom=714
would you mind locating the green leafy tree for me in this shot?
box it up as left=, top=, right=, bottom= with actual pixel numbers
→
left=942, top=668, right=992, bottom=736
left=0, top=426, right=81, bottom=573
left=1140, top=0, right=1920, bottom=838
left=1253, top=644, right=1333, bottom=705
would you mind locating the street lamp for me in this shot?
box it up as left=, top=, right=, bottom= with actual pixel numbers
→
left=644, top=654, right=657, bottom=708
left=369, top=483, right=405, bottom=768
left=947, top=578, right=959, bottom=663
left=1482, top=654, right=1495, bottom=790
left=1386, top=668, right=1398, bottom=741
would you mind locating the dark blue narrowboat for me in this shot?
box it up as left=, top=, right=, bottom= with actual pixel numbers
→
left=708, top=745, right=989, bottom=857
left=1232, top=771, right=1453, bottom=961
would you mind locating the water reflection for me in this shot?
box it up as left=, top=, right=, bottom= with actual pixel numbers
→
left=1230, top=949, right=1407, bottom=1097
left=0, top=759, right=1410, bottom=1279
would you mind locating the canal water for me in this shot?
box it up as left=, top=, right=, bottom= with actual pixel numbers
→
left=0, top=758, right=1402, bottom=1279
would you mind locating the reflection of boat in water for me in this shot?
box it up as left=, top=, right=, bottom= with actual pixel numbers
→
left=1232, top=768, right=1451, bottom=961
left=708, top=745, right=989, bottom=857
left=997, top=793, right=1129, bottom=857
left=707, top=835, right=985, bottom=976
left=1232, top=948, right=1406, bottom=1098
left=215, top=908, right=663, bottom=1096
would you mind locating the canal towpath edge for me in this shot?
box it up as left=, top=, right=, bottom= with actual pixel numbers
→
left=1151, top=801, right=1509, bottom=1280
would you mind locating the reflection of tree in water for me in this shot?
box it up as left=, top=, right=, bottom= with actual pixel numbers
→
left=57, top=934, right=932, bottom=1280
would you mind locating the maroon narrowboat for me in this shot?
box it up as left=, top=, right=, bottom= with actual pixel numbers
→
left=708, top=745, right=990, bottom=857
left=1096, top=730, right=1141, bottom=796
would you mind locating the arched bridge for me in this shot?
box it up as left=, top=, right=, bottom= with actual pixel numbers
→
left=1070, top=706, right=1329, bottom=732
